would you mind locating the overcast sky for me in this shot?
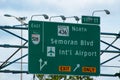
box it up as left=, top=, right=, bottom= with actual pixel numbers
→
left=0, top=0, right=120, bottom=80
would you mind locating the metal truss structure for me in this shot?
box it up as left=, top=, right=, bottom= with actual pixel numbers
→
left=0, top=24, right=120, bottom=79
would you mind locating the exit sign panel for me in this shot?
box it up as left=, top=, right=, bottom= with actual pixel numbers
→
left=28, top=21, right=100, bottom=76
left=82, top=16, right=100, bottom=24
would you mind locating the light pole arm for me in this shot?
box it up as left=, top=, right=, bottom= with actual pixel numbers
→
left=92, top=10, right=110, bottom=16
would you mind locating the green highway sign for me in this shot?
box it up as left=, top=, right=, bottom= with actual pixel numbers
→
left=82, top=16, right=100, bottom=25
left=28, top=21, right=100, bottom=76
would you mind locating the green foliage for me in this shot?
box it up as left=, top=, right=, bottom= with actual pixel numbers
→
left=36, top=74, right=94, bottom=80
left=36, top=74, right=44, bottom=80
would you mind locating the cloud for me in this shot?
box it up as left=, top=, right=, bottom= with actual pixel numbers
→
left=0, top=0, right=119, bottom=15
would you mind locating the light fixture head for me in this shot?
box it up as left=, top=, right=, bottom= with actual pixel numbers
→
left=42, top=14, right=49, bottom=19
left=4, top=14, right=13, bottom=17
left=31, top=14, right=49, bottom=20
left=49, top=15, right=66, bottom=22
left=60, top=15, right=66, bottom=21
left=104, top=10, right=110, bottom=15
left=73, top=16, right=80, bottom=21
left=19, top=17, right=27, bottom=21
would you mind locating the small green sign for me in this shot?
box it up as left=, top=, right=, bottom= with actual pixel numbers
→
left=28, top=21, right=100, bottom=76
left=82, top=16, right=100, bottom=24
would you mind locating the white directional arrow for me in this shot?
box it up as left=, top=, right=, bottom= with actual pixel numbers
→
left=39, top=58, right=47, bottom=71
left=73, top=64, right=80, bottom=72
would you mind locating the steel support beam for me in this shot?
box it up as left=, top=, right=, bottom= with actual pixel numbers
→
left=0, top=54, right=28, bottom=69
left=100, top=40, right=120, bottom=51
left=101, top=54, right=120, bottom=65
left=101, top=32, right=120, bottom=37
left=101, top=65, right=120, bottom=68
left=101, top=50, right=120, bottom=53
left=100, top=74, right=116, bottom=77
left=0, top=26, right=120, bottom=37
left=0, top=42, right=28, bottom=67
left=0, top=44, right=28, bottom=48
left=0, top=26, right=28, bottom=30
left=1, top=28, right=28, bottom=42
left=101, top=37, right=119, bottom=55
left=0, top=70, right=119, bottom=77
left=0, top=70, right=28, bottom=74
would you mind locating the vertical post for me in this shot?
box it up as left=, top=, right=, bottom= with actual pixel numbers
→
left=33, top=74, right=35, bottom=80
left=20, top=26, right=23, bottom=80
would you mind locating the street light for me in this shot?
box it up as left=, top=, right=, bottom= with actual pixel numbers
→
left=92, top=9, right=110, bottom=16
left=31, top=14, right=49, bottom=20
left=4, top=14, right=27, bottom=80
left=49, top=15, right=66, bottom=22
left=66, top=16, right=80, bottom=23
left=4, top=14, right=27, bottom=25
